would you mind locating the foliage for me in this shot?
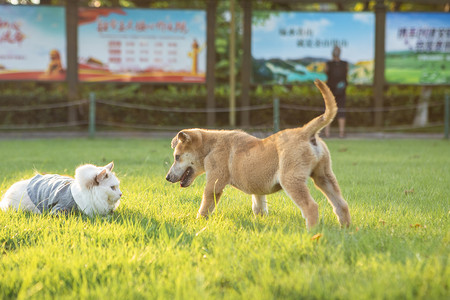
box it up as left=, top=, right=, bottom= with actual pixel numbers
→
left=0, top=82, right=447, bottom=129
left=0, top=138, right=449, bottom=299
left=0, top=82, right=76, bottom=127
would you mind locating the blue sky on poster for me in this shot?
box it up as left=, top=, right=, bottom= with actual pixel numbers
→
left=252, top=12, right=375, bottom=64
left=78, top=9, right=206, bottom=72
left=0, top=5, right=66, bottom=70
left=386, top=12, right=450, bottom=52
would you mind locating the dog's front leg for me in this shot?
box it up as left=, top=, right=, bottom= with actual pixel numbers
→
left=197, top=176, right=227, bottom=218
left=197, top=189, right=222, bottom=218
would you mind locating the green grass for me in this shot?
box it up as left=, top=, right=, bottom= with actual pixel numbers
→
left=0, top=138, right=449, bottom=299
left=385, top=52, right=450, bottom=84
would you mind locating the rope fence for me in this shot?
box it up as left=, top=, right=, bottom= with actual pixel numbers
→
left=0, top=94, right=448, bottom=139
left=279, top=101, right=444, bottom=113
left=96, top=99, right=273, bottom=113
left=0, top=100, right=88, bottom=112
left=0, top=100, right=88, bottom=130
left=0, top=122, right=88, bottom=131
left=95, top=98, right=445, bottom=113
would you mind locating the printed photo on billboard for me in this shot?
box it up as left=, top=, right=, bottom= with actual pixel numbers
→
left=78, top=8, right=206, bottom=83
left=0, top=5, right=66, bottom=81
left=252, top=12, right=375, bottom=85
left=385, top=12, right=450, bottom=85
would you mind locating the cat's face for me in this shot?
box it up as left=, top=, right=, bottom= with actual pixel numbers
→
left=75, top=162, right=122, bottom=211
left=93, top=162, right=122, bottom=206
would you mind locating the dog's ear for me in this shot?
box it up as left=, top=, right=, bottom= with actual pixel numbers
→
left=105, top=162, right=114, bottom=172
left=171, top=135, right=178, bottom=149
left=178, top=131, right=190, bottom=143
left=171, top=131, right=190, bottom=148
left=96, top=169, right=107, bottom=184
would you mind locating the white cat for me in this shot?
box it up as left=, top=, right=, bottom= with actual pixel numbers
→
left=0, top=162, right=122, bottom=216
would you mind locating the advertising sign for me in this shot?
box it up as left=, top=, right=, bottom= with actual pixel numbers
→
left=385, top=12, right=450, bottom=84
left=78, top=8, right=206, bottom=83
left=0, top=5, right=66, bottom=81
left=252, top=12, right=375, bottom=85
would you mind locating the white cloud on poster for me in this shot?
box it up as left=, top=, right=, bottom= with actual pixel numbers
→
left=301, top=18, right=331, bottom=36
left=353, top=13, right=373, bottom=25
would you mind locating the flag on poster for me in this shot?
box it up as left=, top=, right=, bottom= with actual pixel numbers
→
left=0, top=5, right=66, bottom=81
left=252, top=12, right=375, bottom=85
left=78, top=8, right=206, bottom=83
left=385, top=12, right=450, bottom=85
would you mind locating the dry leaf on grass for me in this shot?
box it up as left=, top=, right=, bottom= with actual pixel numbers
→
left=410, top=223, right=426, bottom=229
left=404, top=188, right=415, bottom=195
left=311, top=233, right=323, bottom=241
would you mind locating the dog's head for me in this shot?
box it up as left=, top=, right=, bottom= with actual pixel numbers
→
left=166, top=130, right=204, bottom=188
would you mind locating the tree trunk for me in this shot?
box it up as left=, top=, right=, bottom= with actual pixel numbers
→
left=413, top=86, right=432, bottom=127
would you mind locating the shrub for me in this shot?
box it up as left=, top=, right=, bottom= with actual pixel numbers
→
left=0, top=83, right=446, bottom=130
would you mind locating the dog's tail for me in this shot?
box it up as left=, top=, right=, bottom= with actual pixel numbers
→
left=301, top=79, right=337, bottom=137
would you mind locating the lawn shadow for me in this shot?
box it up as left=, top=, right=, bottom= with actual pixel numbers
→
left=108, top=206, right=197, bottom=247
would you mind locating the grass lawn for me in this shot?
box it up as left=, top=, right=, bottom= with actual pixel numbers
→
left=385, top=53, right=450, bottom=84
left=0, top=138, right=449, bottom=299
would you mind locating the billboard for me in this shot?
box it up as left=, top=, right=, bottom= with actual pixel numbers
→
left=252, top=12, right=375, bottom=85
left=385, top=12, right=450, bottom=85
left=78, top=8, right=206, bottom=83
left=0, top=5, right=66, bottom=81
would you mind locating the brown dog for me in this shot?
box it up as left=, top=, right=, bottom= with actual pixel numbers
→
left=166, top=79, right=350, bottom=229
left=46, top=49, right=64, bottom=75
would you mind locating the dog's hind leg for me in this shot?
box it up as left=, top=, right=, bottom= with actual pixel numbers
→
left=311, top=163, right=351, bottom=227
left=280, top=178, right=319, bottom=229
left=252, top=195, right=268, bottom=216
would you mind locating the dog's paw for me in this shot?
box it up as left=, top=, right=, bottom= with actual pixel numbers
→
left=196, top=212, right=209, bottom=220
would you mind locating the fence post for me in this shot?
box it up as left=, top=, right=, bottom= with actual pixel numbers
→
left=89, top=92, right=96, bottom=138
left=273, top=98, right=280, bottom=133
left=445, top=93, right=449, bottom=140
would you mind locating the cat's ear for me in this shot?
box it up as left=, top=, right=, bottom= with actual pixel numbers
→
left=105, top=162, right=114, bottom=172
left=96, top=169, right=107, bottom=183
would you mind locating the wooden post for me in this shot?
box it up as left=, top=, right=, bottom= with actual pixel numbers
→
left=206, top=0, right=217, bottom=127
left=240, top=0, right=252, bottom=127
left=229, top=0, right=236, bottom=127
left=374, top=0, right=386, bottom=128
left=66, top=0, right=78, bottom=123
left=413, top=86, right=432, bottom=127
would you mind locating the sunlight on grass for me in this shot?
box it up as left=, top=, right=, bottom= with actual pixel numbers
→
left=0, top=138, right=449, bottom=299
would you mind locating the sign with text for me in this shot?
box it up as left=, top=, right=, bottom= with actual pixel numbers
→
left=386, top=12, right=450, bottom=85
left=252, top=12, right=375, bottom=85
left=78, top=8, right=206, bottom=83
left=0, top=5, right=66, bottom=81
